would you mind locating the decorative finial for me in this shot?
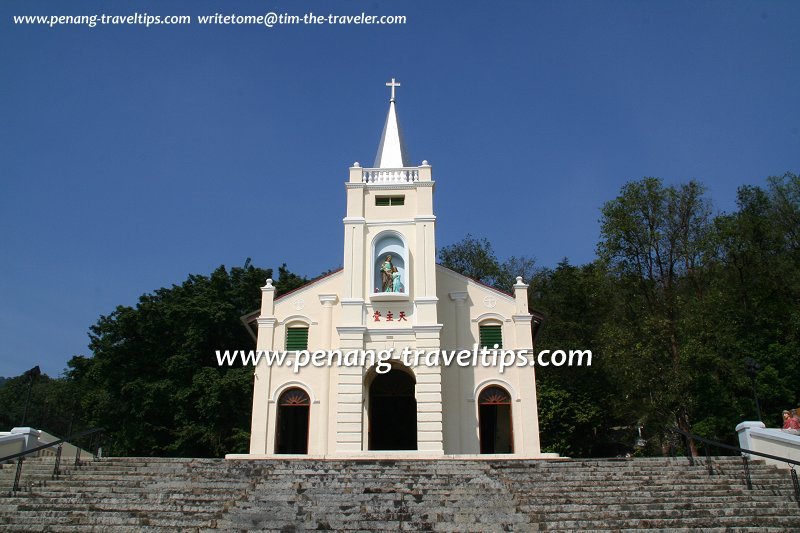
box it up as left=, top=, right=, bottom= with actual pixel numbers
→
left=353, top=161, right=361, bottom=168
left=421, top=160, right=429, bottom=166
left=265, top=278, right=273, bottom=288
left=386, top=78, right=401, bottom=102
left=516, top=276, right=524, bottom=284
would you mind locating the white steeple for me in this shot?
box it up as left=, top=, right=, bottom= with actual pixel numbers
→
left=374, top=78, right=409, bottom=168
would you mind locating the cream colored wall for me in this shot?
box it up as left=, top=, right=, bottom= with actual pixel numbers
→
left=435, top=265, right=541, bottom=456
left=435, top=266, right=518, bottom=348
left=249, top=272, right=343, bottom=455
left=363, top=188, right=419, bottom=221
left=248, top=162, right=541, bottom=457
left=272, top=274, right=343, bottom=351
left=250, top=265, right=542, bottom=457
left=262, top=364, right=334, bottom=455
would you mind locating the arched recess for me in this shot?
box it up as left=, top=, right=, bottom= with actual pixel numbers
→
left=275, top=387, right=310, bottom=454
left=372, top=231, right=408, bottom=293
left=365, top=363, right=417, bottom=450
left=478, top=385, right=514, bottom=454
left=279, top=315, right=316, bottom=326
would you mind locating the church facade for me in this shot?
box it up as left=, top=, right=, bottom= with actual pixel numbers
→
left=236, top=81, right=547, bottom=458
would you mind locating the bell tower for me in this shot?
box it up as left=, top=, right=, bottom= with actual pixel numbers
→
left=341, top=78, right=439, bottom=332
left=337, top=79, right=444, bottom=454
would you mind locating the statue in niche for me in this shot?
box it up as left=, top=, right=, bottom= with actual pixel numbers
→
left=380, top=255, right=394, bottom=292
left=391, top=266, right=403, bottom=293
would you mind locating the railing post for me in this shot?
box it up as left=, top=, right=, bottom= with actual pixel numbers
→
left=74, top=445, right=81, bottom=468
left=791, top=466, right=800, bottom=506
left=12, top=457, right=24, bottom=492
left=52, top=443, right=63, bottom=480
left=742, top=455, right=752, bottom=490
left=705, top=444, right=713, bottom=475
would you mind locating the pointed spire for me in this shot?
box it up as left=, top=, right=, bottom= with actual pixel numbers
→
left=374, top=78, right=409, bottom=168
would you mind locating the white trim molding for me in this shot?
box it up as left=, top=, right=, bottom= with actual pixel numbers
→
left=270, top=381, right=319, bottom=404
left=471, top=378, right=519, bottom=402
left=279, top=315, right=318, bottom=326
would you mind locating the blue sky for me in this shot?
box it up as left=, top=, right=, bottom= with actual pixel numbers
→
left=1, top=0, right=798, bottom=378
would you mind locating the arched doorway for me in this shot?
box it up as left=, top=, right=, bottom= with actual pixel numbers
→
left=368, top=368, right=417, bottom=450
left=275, top=388, right=310, bottom=454
left=478, top=385, right=513, bottom=454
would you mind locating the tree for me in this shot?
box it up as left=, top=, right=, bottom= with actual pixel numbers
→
left=532, top=260, right=622, bottom=456
left=67, top=263, right=312, bottom=457
left=438, top=234, right=503, bottom=285
left=438, top=234, right=536, bottom=292
left=0, top=372, right=82, bottom=437
left=598, top=178, right=713, bottom=454
left=703, top=175, right=800, bottom=430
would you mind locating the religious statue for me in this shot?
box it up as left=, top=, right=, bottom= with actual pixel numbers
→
left=391, top=266, right=402, bottom=292
left=380, top=255, right=393, bottom=292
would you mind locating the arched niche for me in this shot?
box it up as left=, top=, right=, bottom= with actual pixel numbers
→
left=372, top=231, right=408, bottom=296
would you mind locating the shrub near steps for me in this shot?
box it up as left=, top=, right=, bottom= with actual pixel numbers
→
left=1, top=456, right=799, bottom=531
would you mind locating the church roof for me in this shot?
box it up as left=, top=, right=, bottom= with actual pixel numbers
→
left=373, top=80, right=409, bottom=168
left=435, top=264, right=516, bottom=300
left=273, top=268, right=344, bottom=303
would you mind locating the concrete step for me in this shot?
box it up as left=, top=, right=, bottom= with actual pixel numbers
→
left=2, top=456, right=799, bottom=531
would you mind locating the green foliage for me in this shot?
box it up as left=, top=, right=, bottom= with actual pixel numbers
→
left=438, top=234, right=503, bottom=285
left=532, top=260, right=622, bottom=456
left=441, top=173, right=799, bottom=456
left=5, top=173, right=797, bottom=459
left=438, top=234, right=536, bottom=292
left=0, top=372, right=85, bottom=438
left=62, top=263, right=311, bottom=457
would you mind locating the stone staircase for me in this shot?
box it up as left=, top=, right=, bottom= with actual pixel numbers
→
left=1, top=455, right=799, bottom=531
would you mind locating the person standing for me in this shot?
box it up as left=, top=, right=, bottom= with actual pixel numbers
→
left=782, top=410, right=800, bottom=434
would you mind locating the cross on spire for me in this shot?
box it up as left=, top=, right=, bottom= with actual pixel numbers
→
left=385, top=78, right=401, bottom=101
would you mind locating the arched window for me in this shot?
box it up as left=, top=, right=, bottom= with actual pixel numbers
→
left=478, top=385, right=513, bottom=454
left=275, top=388, right=310, bottom=454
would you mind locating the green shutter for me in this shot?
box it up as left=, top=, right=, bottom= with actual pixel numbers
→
left=479, top=325, right=503, bottom=349
left=286, top=327, right=309, bottom=350
left=376, top=196, right=404, bottom=206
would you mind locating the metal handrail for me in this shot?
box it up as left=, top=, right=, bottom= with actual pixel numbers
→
left=669, top=426, right=800, bottom=504
left=670, top=426, right=800, bottom=467
left=1, top=427, right=104, bottom=492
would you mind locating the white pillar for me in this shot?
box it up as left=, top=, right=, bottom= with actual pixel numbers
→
left=318, top=294, right=338, bottom=454
left=249, top=279, right=276, bottom=454
left=449, top=291, right=470, bottom=454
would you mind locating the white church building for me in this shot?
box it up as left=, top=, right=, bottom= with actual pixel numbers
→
left=234, top=80, right=548, bottom=459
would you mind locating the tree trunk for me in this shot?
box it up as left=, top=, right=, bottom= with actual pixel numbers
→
left=677, top=411, right=698, bottom=457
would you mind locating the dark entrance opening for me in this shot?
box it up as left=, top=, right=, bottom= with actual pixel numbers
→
left=368, top=368, right=417, bottom=450
left=275, top=388, right=310, bottom=454
left=479, top=385, right=513, bottom=454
